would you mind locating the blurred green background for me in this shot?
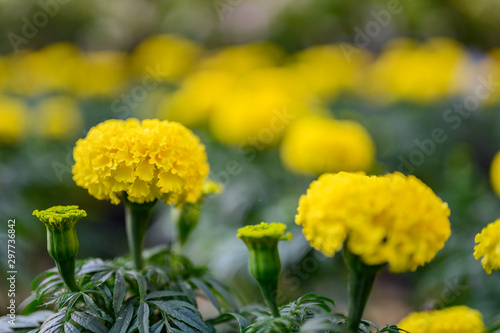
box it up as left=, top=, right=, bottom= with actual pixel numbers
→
left=1, top=0, right=500, bottom=328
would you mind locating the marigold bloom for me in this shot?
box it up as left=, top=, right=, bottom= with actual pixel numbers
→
left=288, top=44, right=370, bottom=101
left=398, top=306, right=485, bottom=333
left=132, top=34, right=202, bottom=82
left=365, top=38, right=468, bottom=103
left=0, top=96, right=28, bottom=144
left=8, top=43, right=79, bottom=95
left=36, top=96, right=83, bottom=140
left=71, top=51, right=129, bottom=97
left=490, top=151, right=500, bottom=197
left=209, top=86, right=308, bottom=147
left=73, top=118, right=209, bottom=205
left=157, top=70, right=237, bottom=127
left=280, top=116, right=375, bottom=175
left=474, top=218, right=500, bottom=274
left=296, top=172, right=450, bottom=272
left=198, top=42, right=284, bottom=74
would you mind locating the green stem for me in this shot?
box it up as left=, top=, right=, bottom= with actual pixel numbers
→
left=123, top=196, right=157, bottom=271
left=258, top=281, right=280, bottom=317
left=346, top=268, right=377, bottom=331
left=56, top=259, right=79, bottom=292
left=343, top=245, right=385, bottom=332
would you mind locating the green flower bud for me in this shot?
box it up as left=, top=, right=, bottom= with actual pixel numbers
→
left=237, top=222, right=292, bottom=317
left=33, top=205, right=86, bottom=292
left=175, top=179, right=223, bottom=248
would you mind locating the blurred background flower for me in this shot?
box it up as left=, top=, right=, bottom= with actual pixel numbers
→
left=1, top=0, right=500, bottom=328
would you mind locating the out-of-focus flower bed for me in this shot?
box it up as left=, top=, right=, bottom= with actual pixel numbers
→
left=2, top=34, right=500, bottom=326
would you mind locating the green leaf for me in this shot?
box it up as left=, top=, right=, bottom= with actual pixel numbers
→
left=127, top=271, right=147, bottom=300
left=39, top=310, right=66, bottom=333
left=109, top=304, right=134, bottom=333
left=82, top=294, right=112, bottom=322
left=150, top=319, right=165, bottom=333
left=70, top=312, right=108, bottom=333
left=144, top=291, right=189, bottom=301
left=149, top=301, right=209, bottom=333
left=113, top=270, right=126, bottom=315
left=78, top=262, right=115, bottom=275
left=64, top=322, right=80, bottom=333
left=31, top=270, right=57, bottom=291
left=190, top=278, right=221, bottom=312
left=218, top=312, right=251, bottom=331
left=137, top=302, right=149, bottom=333
left=206, top=278, right=239, bottom=312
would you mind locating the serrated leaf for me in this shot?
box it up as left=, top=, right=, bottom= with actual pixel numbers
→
left=150, top=301, right=209, bottom=333
left=137, top=302, right=149, bottom=333
left=31, top=271, right=57, bottom=291
left=113, top=270, right=126, bottom=315
left=64, top=322, right=80, bottom=333
left=78, top=263, right=115, bottom=275
left=206, top=278, right=239, bottom=312
left=39, top=310, right=65, bottom=333
left=127, top=272, right=147, bottom=300
left=221, top=312, right=251, bottom=331
left=144, top=291, right=188, bottom=301
left=70, top=312, right=108, bottom=333
left=150, top=320, right=165, bottom=333
left=109, top=304, right=134, bottom=333
left=82, top=294, right=112, bottom=322
left=190, top=278, right=221, bottom=313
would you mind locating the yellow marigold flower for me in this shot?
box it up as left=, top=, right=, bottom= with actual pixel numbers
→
left=474, top=218, right=500, bottom=274
left=398, top=306, right=485, bottom=333
left=209, top=86, right=308, bottom=147
left=132, top=34, right=202, bottom=82
left=36, top=96, right=83, bottom=140
left=72, top=118, right=209, bottom=205
left=288, top=44, right=370, bottom=101
left=296, top=172, right=450, bottom=272
left=280, top=116, right=375, bottom=175
left=490, top=151, right=500, bottom=197
left=71, top=51, right=129, bottom=97
left=157, top=70, right=237, bottom=127
left=198, top=42, right=284, bottom=74
left=0, top=96, right=28, bottom=144
left=365, top=38, right=469, bottom=103
left=8, top=43, right=79, bottom=95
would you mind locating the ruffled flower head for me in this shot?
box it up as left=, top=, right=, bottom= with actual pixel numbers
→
left=33, top=205, right=87, bottom=228
left=296, top=172, right=451, bottom=272
left=280, top=116, right=375, bottom=175
left=73, top=118, right=209, bottom=205
left=398, top=306, right=485, bottom=333
left=474, top=218, right=500, bottom=274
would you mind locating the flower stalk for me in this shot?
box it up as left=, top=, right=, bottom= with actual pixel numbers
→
left=343, top=244, right=386, bottom=332
left=238, top=222, right=292, bottom=318
left=33, top=205, right=86, bottom=292
left=123, top=195, right=157, bottom=270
